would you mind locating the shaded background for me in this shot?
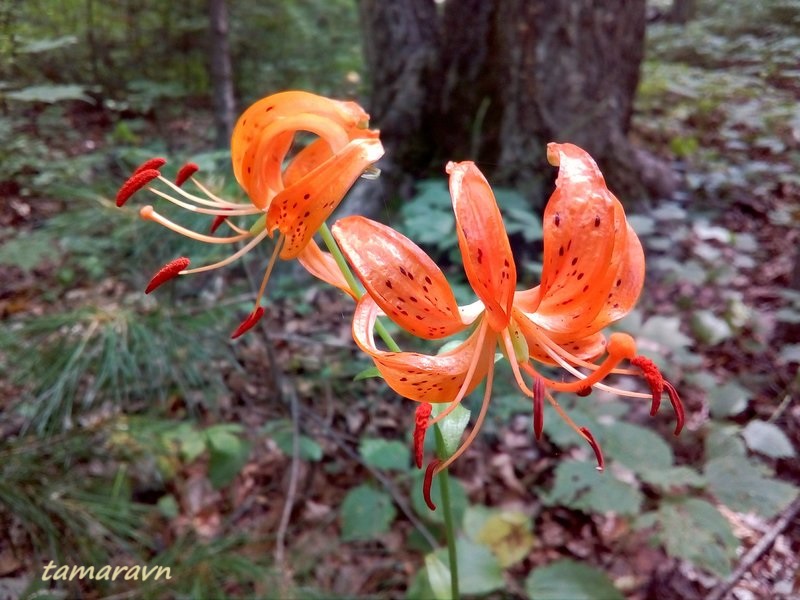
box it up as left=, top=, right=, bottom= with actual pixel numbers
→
left=1, top=0, right=799, bottom=598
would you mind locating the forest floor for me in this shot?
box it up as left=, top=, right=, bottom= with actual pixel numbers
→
left=2, top=5, right=800, bottom=600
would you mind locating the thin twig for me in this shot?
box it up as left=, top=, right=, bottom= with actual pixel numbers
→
left=298, top=405, right=439, bottom=549
left=706, top=495, right=800, bottom=600
left=241, top=262, right=300, bottom=593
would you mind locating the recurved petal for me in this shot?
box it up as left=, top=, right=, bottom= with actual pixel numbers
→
left=269, top=136, right=384, bottom=259
left=447, top=161, right=516, bottom=332
left=535, top=143, right=635, bottom=333
left=296, top=238, right=356, bottom=299
left=352, top=297, right=494, bottom=402
left=333, top=216, right=466, bottom=339
left=283, top=138, right=334, bottom=188
left=231, top=91, right=371, bottom=186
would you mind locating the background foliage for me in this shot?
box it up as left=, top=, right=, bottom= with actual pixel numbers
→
left=1, top=0, right=798, bottom=598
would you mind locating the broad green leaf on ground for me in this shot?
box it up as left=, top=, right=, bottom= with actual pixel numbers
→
left=600, top=422, right=674, bottom=474
left=7, top=84, right=92, bottom=103
left=433, top=538, right=504, bottom=597
left=161, top=423, right=206, bottom=462
left=340, top=484, right=396, bottom=542
left=463, top=505, right=534, bottom=568
left=411, top=471, right=468, bottom=526
left=525, top=559, right=623, bottom=600
left=741, top=421, right=796, bottom=459
left=262, top=420, right=323, bottom=462
left=205, top=424, right=251, bottom=489
left=640, top=466, right=706, bottom=491
left=541, top=460, right=643, bottom=516
left=705, top=455, right=798, bottom=518
left=708, top=381, right=750, bottom=418
left=359, top=438, right=411, bottom=471
left=638, top=315, right=693, bottom=351
left=431, top=403, right=471, bottom=458
left=691, top=309, right=734, bottom=345
left=422, top=554, right=451, bottom=600
left=705, top=424, right=747, bottom=460
left=636, top=498, right=736, bottom=577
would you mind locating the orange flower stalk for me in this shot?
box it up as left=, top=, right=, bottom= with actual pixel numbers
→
left=333, top=143, right=684, bottom=510
left=115, top=91, right=383, bottom=337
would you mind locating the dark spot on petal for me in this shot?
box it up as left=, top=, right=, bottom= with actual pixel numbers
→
left=571, top=257, right=578, bottom=266
left=554, top=214, right=561, bottom=227
left=303, top=193, right=310, bottom=200
left=577, top=273, right=584, bottom=280
left=594, top=216, right=601, bottom=227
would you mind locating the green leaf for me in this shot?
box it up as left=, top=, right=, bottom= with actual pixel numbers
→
left=340, top=484, right=396, bottom=542
left=451, top=537, right=504, bottom=595
left=542, top=460, right=643, bottom=516
left=705, top=424, right=746, bottom=460
left=262, top=420, right=323, bottom=462
left=641, top=466, right=706, bottom=491
left=353, top=365, right=382, bottom=381
left=525, top=559, right=623, bottom=600
left=600, top=422, right=674, bottom=474
left=708, top=381, right=750, bottom=417
left=691, top=309, right=733, bottom=345
left=423, top=554, right=451, bottom=600
left=636, top=498, right=736, bottom=577
left=157, top=494, right=180, bottom=519
left=741, top=421, right=796, bottom=458
left=463, top=506, right=534, bottom=568
left=206, top=425, right=251, bottom=489
left=705, top=455, right=798, bottom=517
left=431, top=403, right=471, bottom=458
left=359, top=438, right=411, bottom=471
left=162, top=423, right=206, bottom=462
left=7, top=84, right=91, bottom=104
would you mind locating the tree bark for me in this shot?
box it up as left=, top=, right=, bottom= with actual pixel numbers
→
left=208, top=0, right=236, bottom=148
left=355, top=0, right=678, bottom=215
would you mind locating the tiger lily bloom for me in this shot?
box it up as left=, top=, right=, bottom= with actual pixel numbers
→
left=115, top=91, right=383, bottom=337
left=333, top=143, right=684, bottom=510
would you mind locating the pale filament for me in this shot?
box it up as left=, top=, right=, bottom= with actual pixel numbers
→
left=434, top=361, right=495, bottom=474
left=140, top=206, right=252, bottom=244
left=190, top=177, right=254, bottom=209
left=251, top=235, right=285, bottom=308
left=180, top=229, right=270, bottom=275
left=531, top=323, right=638, bottom=376
left=220, top=219, right=250, bottom=235
left=157, top=176, right=246, bottom=209
left=148, top=187, right=260, bottom=216
left=427, top=319, right=490, bottom=428
left=528, top=327, right=650, bottom=400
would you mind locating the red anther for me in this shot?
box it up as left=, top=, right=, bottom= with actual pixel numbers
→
left=413, top=402, right=433, bottom=469
left=630, top=355, right=664, bottom=416
left=132, top=157, right=166, bottom=176
left=209, top=214, right=228, bottom=234
left=580, top=426, right=604, bottom=471
left=664, top=381, right=685, bottom=436
left=423, top=459, right=441, bottom=511
left=145, top=257, right=190, bottom=294
left=116, top=169, right=160, bottom=207
left=230, top=306, right=265, bottom=339
left=175, top=162, right=199, bottom=187
left=533, top=376, right=545, bottom=440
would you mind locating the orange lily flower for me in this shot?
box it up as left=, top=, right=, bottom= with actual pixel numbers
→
left=115, top=90, right=383, bottom=337
left=333, top=143, right=683, bottom=509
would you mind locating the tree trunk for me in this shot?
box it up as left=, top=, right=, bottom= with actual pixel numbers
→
left=667, top=0, right=696, bottom=24
left=208, top=0, right=236, bottom=148
left=355, top=0, right=677, bottom=215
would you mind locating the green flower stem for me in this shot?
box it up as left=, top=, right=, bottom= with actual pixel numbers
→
left=319, top=221, right=459, bottom=597
left=318, top=222, right=400, bottom=352
left=434, top=427, right=460, bottom=600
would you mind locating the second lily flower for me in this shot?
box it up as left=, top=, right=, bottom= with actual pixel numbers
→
left=333, top=143, right=683, bottom=509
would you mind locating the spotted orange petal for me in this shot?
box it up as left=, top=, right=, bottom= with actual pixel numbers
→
left=296, top=239, right=356, bottom=299
left=515, top=309, right=608, bottom=365
left=269, top=137, right=384, bottom=259
left=231, top=91, right=370, bottom=189
left=447, top=161, right=516, bottom=332
left=333, top=216, right=466, bottom=339
left=534, top=143, right=639, bottom=335
left=352, top=297, right=494, bottom=402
